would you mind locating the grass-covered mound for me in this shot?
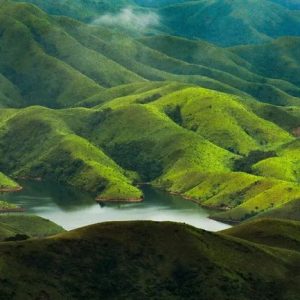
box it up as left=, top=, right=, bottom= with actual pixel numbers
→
left=0, top=172, right=21, bottom=192
left=0, top=221, right=299, bottom=299
left=0, top=215, right=64, bottom=241
left=223, top=218, right=300, bottom=252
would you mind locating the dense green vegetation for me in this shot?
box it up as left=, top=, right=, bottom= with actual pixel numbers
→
left=0, top=1, right=300, bottom=297
left=17, top=0, right=300, bottom=47
left=0, top=0, right=299, bottom=222
left=158, top=0, right=300, bottom=46
left=0, top=214, right=64, bottom=241
left=0, top=220, right=298, bottom=299
left=1, top=1, right=300, bottom=107
left=0, top=85, right=299, bottom=221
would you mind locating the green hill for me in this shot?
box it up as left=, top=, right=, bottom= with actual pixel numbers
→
left=14, top=0, right=136, bottom=21
left=223, top=218, right=300, bottom=252
left=16, top=0, right=300, bottom=47
left=0, top=106, right=142, bottom=201
left=158, top=0, right=300, bottom=46
left=0, top=221, right=299, bottom=299
left=0, top=172, right=20, bottom=192
left=253, top=198, right=300, bottom=222
left=0, top=0, right=299, bottom=222
left=1, top=1, right=300, bottom=107
left=0, top=85, right=299, bottom=222
left=0, top=215, right=65, bottom=241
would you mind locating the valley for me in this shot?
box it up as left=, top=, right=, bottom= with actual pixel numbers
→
left=0, top=0, right=300, bottom=298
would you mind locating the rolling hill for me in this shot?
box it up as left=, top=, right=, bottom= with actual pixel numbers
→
left=0, top=172, right=20, bottom=191
left=223, top=218, right=300, bottom=252
left=16, top=0, right=300, bottom=47
left=0, top=215, right=64, bottom=241
left=0, top=1, right=300, bottom=298
left=0, top=85, right=299, bottom=222
left=0, top=0, right=299, bottom=223
left=0, top=220, right=298, bottom=299
left=0, top=1, right=300, bottom=107
left=158, top=0, right=300, bottom=46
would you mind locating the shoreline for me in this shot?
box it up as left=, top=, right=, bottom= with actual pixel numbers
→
left=0, top=208, right=26, bottom=213
left=3, top=179, right=235, bottom=225
left=96, top=197, right=144, bottom=203
left=0, top=186, right=23, bottom=193
left=147, top=185, right=236, bottom=225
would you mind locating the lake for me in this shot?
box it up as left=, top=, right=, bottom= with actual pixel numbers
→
left=1, top=180, right=231, bottom=231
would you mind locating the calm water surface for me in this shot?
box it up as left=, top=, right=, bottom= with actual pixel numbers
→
left=2, top=181, right=231, bottom=231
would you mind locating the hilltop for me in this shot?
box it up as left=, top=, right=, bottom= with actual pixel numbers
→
left=0, top=215, right=65, bottom=241
left=0, top=220, right=299, bottom=299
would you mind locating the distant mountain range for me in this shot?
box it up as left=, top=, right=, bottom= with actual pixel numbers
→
left=0, top=1, right=300, bottom=298
left=2, top=1, right=300, bottom=108
left=16, top=0, right=300, bottom=46
left=0, top=0, right=299, bottom=224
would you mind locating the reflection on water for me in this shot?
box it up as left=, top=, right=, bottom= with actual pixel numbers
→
left=1, top=180, right=231, bottom=231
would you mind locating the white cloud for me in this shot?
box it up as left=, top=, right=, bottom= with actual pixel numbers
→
left=92, top=7, right=160, bottom=31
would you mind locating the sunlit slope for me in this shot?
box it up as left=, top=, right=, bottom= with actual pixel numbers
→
left=256, top=199, right=300, bottom=222
left=0, top=102, right=233, bottom=200
left=0, top=221, right=299, bottom=299
left=0, top=172, right=20, bottom=191
left=148, top=87, right=293, bottom=154
left=0, top=107, right=142, bottom=200
left=0, top=84, right=299, bottom=221
left=93, top=86, right=300, bottom=222
left=253, top=139, right=300, bottom=182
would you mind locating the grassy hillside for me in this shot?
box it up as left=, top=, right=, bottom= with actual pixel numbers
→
left=139, top=34, right=300, bottom=106
left=16, top=0, right=300, bottom=47
left=254, top=198, right=300, bottom=222
left=0, top=221, right=298, bottom=299
left=0, top=215, right=64, bottom=241
left=0, top=85, right=299, bottom=221
left=0, top=0, right=299, bottom=222
left=223, top=218, right=300, bottom=252
left=0, top=1, right=300, bottom=107
left=231, top=37, right=300, bottom=89
left=0, top=106, right=142, bottom=200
